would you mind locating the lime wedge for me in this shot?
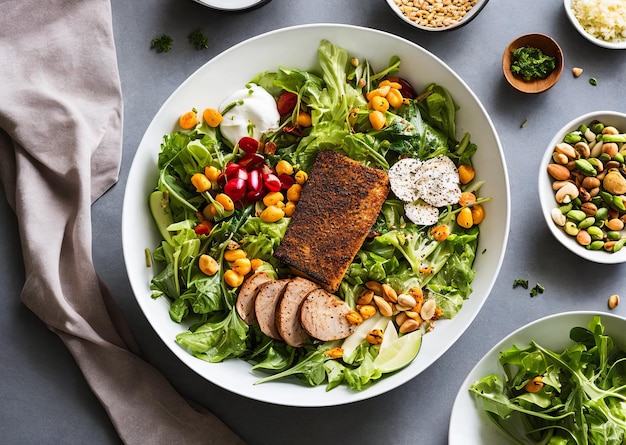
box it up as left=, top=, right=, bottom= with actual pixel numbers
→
left=374, top=322, right=422, bottom=373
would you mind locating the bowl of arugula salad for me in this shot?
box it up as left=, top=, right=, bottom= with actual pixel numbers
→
left=122, top=23, right=510, bottom=406
left=450, top=311, right=626, bottom=444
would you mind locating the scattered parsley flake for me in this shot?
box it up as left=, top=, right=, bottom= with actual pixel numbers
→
left=513, top=278, right=529, bottom=289
left=521, top=118, right=529, bottom=128
left=530, top=284, right=545, bottom=297
left=188, top=28, right=209, bottom=50
left=151, top=34, right=173, bottom=53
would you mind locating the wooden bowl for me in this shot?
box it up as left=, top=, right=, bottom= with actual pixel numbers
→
left=502, top=33, right=564, bottom=94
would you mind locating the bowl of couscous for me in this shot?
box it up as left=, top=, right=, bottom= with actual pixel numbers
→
left=564, top=0, right=626, bottom=49
left=385, top=0, right=489, bottom=32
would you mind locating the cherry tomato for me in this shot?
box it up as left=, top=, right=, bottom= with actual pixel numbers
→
left=277, top=92, right=297, bottom=115
left=194, top=220, right=212, bottom=235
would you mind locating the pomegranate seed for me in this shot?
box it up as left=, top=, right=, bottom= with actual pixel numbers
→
left=238, top=153, right=265, bottom=171
left=247, top=169, right=263, bottom=192
left=224, top=178, right=247, bottom=201
left=278, top=173, right=294, bottom=189
left=264, top=173, right=282, bottom=192
left=245, top=189, right=264, bottom=203
left=238, top=136, right=260, bottom=154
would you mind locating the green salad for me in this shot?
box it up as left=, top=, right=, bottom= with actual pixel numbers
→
left=470, top=316, right=626, bottom=444
left=148, top=39, right=487, bottom=391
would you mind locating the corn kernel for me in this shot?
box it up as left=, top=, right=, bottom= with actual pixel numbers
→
left=224, top=249, right=247, bottom=262
left=224, top=269, right=244, bottom=288
left=231, top=258, right=251, bottom=276
left=191, top=173, right=211, bottom=193
left=260, top=205, right=285, bottom=223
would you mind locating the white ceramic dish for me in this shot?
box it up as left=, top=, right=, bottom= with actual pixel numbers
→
left=385, top=0, right=489, bottom=32
left=192, top=0, right=270, bottom=11
left=122, top=23, right=510, bottom=407
left=538, top=111, right=626, bottom=264
left=564, top=0, right=626, bottom=50
left=449, top=311, right=626, bottom=444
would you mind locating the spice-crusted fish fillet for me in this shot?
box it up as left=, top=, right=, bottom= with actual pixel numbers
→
left=273, top=150, right=390, bottom=293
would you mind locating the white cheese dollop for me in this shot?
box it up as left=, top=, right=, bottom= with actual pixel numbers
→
left=218, top=83, right=280, bottom=146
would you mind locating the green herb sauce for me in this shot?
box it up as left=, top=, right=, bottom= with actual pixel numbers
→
left=510, top=47, right=556, bottom=81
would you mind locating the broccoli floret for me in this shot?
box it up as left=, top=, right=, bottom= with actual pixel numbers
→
left=376, top=225, right=439, bottom=275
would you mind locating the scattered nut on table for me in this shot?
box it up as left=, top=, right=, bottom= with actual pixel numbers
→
left=608, top=294, right=620, bottom=309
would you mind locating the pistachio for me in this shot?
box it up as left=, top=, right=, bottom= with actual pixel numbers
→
left=608, top=294, right=620, bottom=309
left=602, top=169, right=626, bottom=195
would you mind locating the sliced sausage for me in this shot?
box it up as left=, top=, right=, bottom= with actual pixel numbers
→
left=275, top=277, right=319, bottom=347
left=299, top=288, right=354, bottom=341
left=235, top=271, right=272, bottom=325
left=254, top=279, right=290, bottom=340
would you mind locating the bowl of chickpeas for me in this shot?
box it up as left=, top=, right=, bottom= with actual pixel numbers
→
left=539, top=111, right=626, bottom=264
left=385, top=0, right=489, bottom=31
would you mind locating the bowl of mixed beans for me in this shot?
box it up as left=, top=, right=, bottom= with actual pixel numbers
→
left=539, top=111, right=626, bottom=264
left=385, top=0, right=489, bottom=31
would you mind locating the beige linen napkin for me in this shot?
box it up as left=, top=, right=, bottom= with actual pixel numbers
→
left=0, top=0, right=245, bottom=443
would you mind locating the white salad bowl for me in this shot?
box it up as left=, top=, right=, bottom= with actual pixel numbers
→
left=449, top=311, right=626, bottom=444
left=564, top=0, right=626, bottom=50
left=122, top=23, right=510, bottom=407
left=538, top=111, right=626, bottom=264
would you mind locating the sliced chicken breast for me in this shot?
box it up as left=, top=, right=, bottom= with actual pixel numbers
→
left=254, top=279, right=290, bottom=340
left=299, top=288, right=354, bottom=341
left=235, top=271, right=272, bottom=325
left=275, top=277, right=319, bottom=347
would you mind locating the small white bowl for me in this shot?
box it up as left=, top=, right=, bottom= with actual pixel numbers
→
left=192, top=0, right=270, bottom=11
left=564, top=0, right=626, bottom=50
left=385, top=0, right=489, bottom=32
left=538, top=111, right=626, bottom=264
left=450, top=311, right=626, bottom=444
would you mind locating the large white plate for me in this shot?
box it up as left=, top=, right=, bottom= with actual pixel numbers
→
left=122, top=24, right=510, bottom=407
left=449, top=311, right=626, bottom=444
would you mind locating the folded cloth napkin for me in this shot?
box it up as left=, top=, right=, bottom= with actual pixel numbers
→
left=0, top=0, right=245, bottom=443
